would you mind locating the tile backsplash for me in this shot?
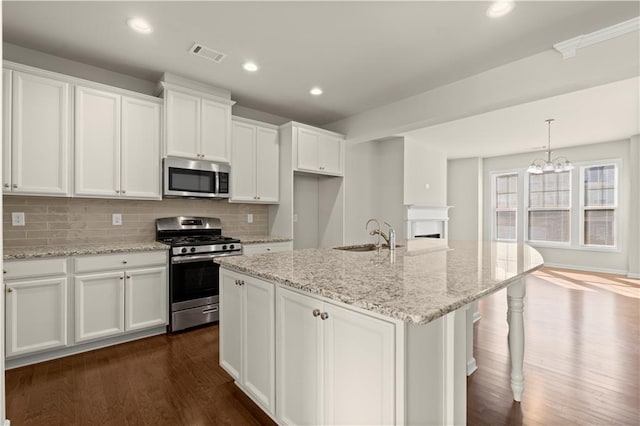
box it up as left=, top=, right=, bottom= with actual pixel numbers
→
left=3, top=196, right=269, bottom=248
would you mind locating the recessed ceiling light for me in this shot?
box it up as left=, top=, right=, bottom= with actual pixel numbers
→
left=310, top=87, right=323, bottom=96
left=486, top=0, right=515, bottom=18
left=127, top=18, right=153, bottom=34
left=243, top=62, right=259, bottom=72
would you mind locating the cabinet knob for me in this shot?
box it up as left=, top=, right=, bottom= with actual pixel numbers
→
left=312, top=309, right=321, bottom=317
left=320, top=312, right=329, bottom=320
left=235, top=279, right=239, bottom=285
left=120, top=276, right=124, bottom=280
left=126, top=275, right=131, bottom=279
left=6, top=287, right=13, bottom=293
left=115, top=189, right=120, bottom=194
left=240, top=280, right=245, bottom=286
left=12, top=184, right=18, bottom=188
left=121, top=189, right=126, bottom=194
left=3, top=270, right=6, bottom=274
left=3, top=183, right=8, bottom=188
left=122, top=260, right=127, bottom=264
left=266, top=248, right=271, bottom=251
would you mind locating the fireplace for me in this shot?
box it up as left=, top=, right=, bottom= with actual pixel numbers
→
left=405, top=206, right=452, bottom=240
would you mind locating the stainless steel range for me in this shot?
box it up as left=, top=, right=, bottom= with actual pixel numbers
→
left=156, top=216, right=242, bottom=332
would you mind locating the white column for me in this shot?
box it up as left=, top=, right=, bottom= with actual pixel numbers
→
left=507, top=278, right=526, bottom=401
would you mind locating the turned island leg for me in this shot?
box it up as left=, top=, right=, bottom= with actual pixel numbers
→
left=507, top=278, right=526, bottom=402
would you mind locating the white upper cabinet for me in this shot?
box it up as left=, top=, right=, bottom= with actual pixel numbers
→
left=294, top=126, right=344, bottom=176
left=230, top=118, right=279, bottom=203
left=75, top=86, right=121, bottom=197
left=121, top=97, right=161, bottom=199
left=3, top=69, right=12, bottom=193
left=6, top=70, right=71, bottom=195
left=75, top=85, right=161, bottom=199
left=164, top=85, right=233, bottom=163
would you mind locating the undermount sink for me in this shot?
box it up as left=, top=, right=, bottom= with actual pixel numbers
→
left=335, top=244, right=402, bottom=252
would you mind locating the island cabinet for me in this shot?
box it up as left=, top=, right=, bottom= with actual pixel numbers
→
left=220, top=269, right=276, bottom=416
left=73, top=251, right=168, bottom=343
left=162, top=84, right=235, bottom=163
left=3, top=68, right=71, bottom=196
left=4, top=258, right=69, bottom=358
left=230, top=117, right=279, bottom=203
left=294, top=126, right=344, bottom=176
left=74, top=85, right=162, bottom=199
left=276, top=286, right=396, bottom=426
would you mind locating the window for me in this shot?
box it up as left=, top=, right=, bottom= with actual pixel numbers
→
left=494, top=173, right=517, bottom=241
left=582, top=164, right=617, bottom=247
left=527, top=172, right=571, bottom=243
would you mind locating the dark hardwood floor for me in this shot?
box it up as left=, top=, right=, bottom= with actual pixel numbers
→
left=5, top=267, right=639, bottom=425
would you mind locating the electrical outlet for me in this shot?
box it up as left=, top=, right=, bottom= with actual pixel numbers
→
left=11, top=212, right=25, bottom=226
left=112, top=213, right=122, bottom=226
left=247, top=214, right=253, bottom=224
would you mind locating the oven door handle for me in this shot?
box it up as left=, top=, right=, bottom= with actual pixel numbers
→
left=171, top=253, right=219, bottom=264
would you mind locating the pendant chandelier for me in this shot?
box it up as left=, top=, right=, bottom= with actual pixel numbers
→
left=527, top=119, right=574, bottom=174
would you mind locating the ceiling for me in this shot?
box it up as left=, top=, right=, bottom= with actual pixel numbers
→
left=402, top=77, right=640, bottom=159
left=3, top=1, right=639, bottom=126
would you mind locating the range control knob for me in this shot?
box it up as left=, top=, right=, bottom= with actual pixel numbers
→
left=181, top=248, right=187, bottom=254
left=222, top=245, right=228, bottom=250
left=229, top=244, right=235, bottom=250
left=190, top=247, right=196, bottom=253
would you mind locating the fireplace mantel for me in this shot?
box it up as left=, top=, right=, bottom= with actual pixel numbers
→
left=405, top=205, right=453, bottom=240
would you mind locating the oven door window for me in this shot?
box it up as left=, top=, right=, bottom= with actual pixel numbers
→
left=171, top=260, right=219, bottom=303
left=169, top=167, right=215, bottom=194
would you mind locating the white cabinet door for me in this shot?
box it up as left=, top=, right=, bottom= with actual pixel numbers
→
left=74, top=86, right=121, bottom=197
left=166, top=90, right=200, bottom=159
left=256, top=127, right=279, bottom=202
left=124, top=267, right=167, bottom=331
left=5, top=277, right=68, bottom=357
left=242, top=276, right=275, bottom=413
left=296, top=127, right=320, bottom=172
left=319, top=134, right=343, bottom=175
left=3, top=69, right=12, bottom=193
left=277, top=286, right=322, bottom=426
left=201, top=98, right=231, bottom=163
left=323, top=302, right=395, bottom=426
left=75, top=271, right=125, bottom=343
left=230, top=121, right=256, bottom=202
left=121, top=96, right=161, bottom=199
left=11, top=71, right=70, bottom=195
left=220, top=271, right=242, bottom=381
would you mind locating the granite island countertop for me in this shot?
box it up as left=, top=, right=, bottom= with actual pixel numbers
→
left=4, top=241, right=169, bottom=260
left=216, top=239, right=544, bottom=325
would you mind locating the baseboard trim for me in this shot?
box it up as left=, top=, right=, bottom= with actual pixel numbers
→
left=543, top=262, right=628, bottom=276
left=5, top=326, right=166, bottom=370
left=467, top=358, right=478, bottom=376
left=472, top=311, right=481, bottom=323
left=627, top=272, right=640, bottom=279
left=4, top=419, right=11, bottom=426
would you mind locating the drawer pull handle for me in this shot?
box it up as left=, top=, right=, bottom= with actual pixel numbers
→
left=202, top=307, right=218, bottom=314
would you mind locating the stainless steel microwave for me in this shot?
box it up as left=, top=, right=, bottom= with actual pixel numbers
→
left=163, top=157, right=230, bottom=199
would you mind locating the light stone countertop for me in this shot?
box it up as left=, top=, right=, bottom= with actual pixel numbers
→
left=3, top=242, right=169, bottom=260
left=216, top=239, right=544, bottom=325
left=234, top=235, right=293, bottom=244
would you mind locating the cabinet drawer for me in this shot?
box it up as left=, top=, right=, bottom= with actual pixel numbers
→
left=4, top=257, right=68, bottom=281
left=242, top=241, right=292, bottom=256
left=73, top=250, right=167, bottom=273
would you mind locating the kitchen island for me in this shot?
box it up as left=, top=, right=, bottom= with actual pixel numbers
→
left=216, top=239, right=543, bottom=425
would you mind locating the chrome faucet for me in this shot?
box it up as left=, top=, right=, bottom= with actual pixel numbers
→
left=365, top=218, right=396, bottom=251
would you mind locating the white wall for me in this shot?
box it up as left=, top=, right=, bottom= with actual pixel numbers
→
left=482, top=139, right=635, bottom=274
left=376, top=139, right=404, bottom=238
left=293, top=173, right=319, bottom=249
left=404, top=138, right=447, bottom=207
left=629, top=135, right=640, bottom=277
left=447, top=158, right=483, bottom=241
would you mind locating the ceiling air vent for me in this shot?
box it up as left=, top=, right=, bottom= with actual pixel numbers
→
left=189, top=43, right=226, bottom=63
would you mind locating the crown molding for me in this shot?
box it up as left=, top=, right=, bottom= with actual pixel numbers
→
left=553, top=16, right=640, bottom=59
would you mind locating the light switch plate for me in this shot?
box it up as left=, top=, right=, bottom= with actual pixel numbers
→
left=11, top=212, right=25, bottom=226
left=112, top=213, right=122, bottom=226
left=247, top=214, right=253, bottom=224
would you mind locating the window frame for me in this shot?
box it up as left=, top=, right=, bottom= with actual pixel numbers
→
left=491, top=171, right=519, bottom=242
left=525, top=170, right=572, bottom=247
left=579, top=160, right=620, bottom=251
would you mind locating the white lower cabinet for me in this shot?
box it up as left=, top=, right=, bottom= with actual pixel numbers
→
left=276, top=286, right=395, bottom=426
left=220, top=269, right=275, bottom=415
left=241, top=241, right=293, bottom=256
left=74, top=253, right=168, bottom=344
left=5, top=276, right=68, bottom=357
